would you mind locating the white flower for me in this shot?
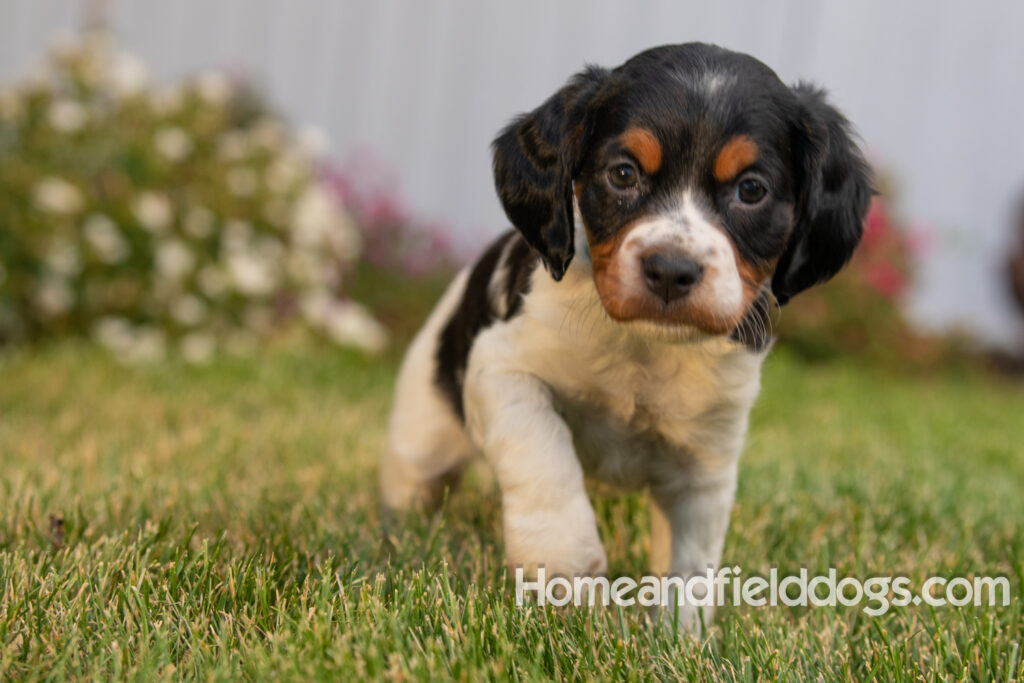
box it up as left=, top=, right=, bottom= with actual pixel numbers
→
left=150, top=85, right=184, bottom=115
left=217, top=131, right=249, bottom=160
left=92, top=317, right=135, bottom=351
left=286, top=250, right=327, bottom=286
left=107, top=50, right=149, bottom=98
left=304, top=297, right=388, bottom=352
left=226, top=167, right=259, bottom=197
left=44, top=239, right=81, bottom=277
left=82, top=214, right=129, bottom=263
left=47, top=98, right=87, bottom=132
left=155, top=239, right=194, bottom=281
left=34, top=278, right=73, bottom=317
left=226, top=251, right=278, bottom=297
left=264, top=156, right=304, bottom=194
left=196, top=70, right=231, bottom=105
left=33, top=177, right=84, bottom=214
left=290, top=184, right=360, bottom=260
left=171, top=295, right=207, bottom=326
left=154, top=126, right=193, bottom=161
left=180, top=332, right=215, bottom=364
left=221, top=219, right=253, bottom=253
left=251, top=118, right=285, bottom=150
left=197, top=266, right=227, bottom=298
left=133, top=191, right=173, bottom=233
left=184, top=206, right=215, bottom=239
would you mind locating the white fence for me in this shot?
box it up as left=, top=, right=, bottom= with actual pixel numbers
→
left=2, top=0, right=1024, bottom=346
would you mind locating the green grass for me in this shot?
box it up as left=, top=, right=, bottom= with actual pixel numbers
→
left=0, top=342, right=1022, bottom=680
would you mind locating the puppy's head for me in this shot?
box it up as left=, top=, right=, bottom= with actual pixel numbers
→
left=492, top=43, right=872, bottom=343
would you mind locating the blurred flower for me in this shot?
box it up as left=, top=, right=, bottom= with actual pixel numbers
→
left=265, top=157, right=303, bottom=194
left=197, top=266, right=227, bottom=299
left=44, top=239, right=81, bottom=277
left=196, top=70, right=231, bottom=105
left=154, top=126, right=194, bottom=161
left=107, top=50, right=149, bottom=98
left=217, top=131, right=249, bottom=160
left=133, top=191, right=173, bottom=233
left=221, top=219, right=253, bottom=253
left=226, top=167, right=259, bottom=197
left=180, top=331, right=215, bottom=363
left=183, top=206, right=216, bottom=239
left=171, top=294, right=207, bottom=326
left=82, top=214, right=130, bottom=263
left=33, top=177, right=84, bottom=214
left=251, top=118, right=286, bottom=150
left=92, top=317, right=135, bottom=351
left=864, top=262, right=908, bottom=300
left=227, top=251, right=278, bottom=296
left=150, top=85, right=184, bottom=116
left=303, top=295, right=388, bottom=352
left=155, top=239, right=195, bottom=282
left=47, top=98, right=87, bottom=132
left=291, top=184, right=361, bottom=259
left=34, top=278, right=73, bottom=317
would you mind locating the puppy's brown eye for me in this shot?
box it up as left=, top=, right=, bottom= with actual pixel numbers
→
left=736, top=178, right=767, bottom=204
left=608, top=163, right=638, bottom=190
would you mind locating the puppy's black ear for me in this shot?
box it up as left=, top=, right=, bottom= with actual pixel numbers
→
left=492, top=67, right=607, bottom=280
left=772, top=84, right=874, bottom=304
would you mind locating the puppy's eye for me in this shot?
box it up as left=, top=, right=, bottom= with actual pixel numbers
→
left=736, top=178, right=767, bottom=204
left=608, top=162, right=639, bottom=190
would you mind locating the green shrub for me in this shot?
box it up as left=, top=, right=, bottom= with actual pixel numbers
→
left=0, top=32, right=386, bottom=360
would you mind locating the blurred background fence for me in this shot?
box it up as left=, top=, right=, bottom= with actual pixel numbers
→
left=2, top=0, right=1024, bottom=352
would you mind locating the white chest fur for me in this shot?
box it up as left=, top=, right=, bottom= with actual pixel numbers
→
left=464, top=260, right=768, bottom=492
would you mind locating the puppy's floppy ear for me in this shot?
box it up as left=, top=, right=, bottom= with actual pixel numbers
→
left=492, top=67, right=607, bottom=281
left=772, top=83, right=874, bottom=305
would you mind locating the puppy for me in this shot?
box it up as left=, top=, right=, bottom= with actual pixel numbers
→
left=381, top=43, right=871, bottom=630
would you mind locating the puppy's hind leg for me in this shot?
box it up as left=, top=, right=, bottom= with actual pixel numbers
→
left=381, top=382, right=474, bottom=514
left=380, top=272, right=477, bottom=515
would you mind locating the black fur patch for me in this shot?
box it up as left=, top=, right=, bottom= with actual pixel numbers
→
left=435, top=231, right=539, bottom=420
left=503, top=235, right=536, bottom=318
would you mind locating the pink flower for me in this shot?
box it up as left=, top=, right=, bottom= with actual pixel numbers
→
left=862, top=198, right=891, bottom=250
left=864, top=262, right=907, bottom=300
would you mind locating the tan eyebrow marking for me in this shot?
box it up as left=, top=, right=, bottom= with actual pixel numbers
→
left=619, top=127, right=663, bottom=175
left=713, top=135, right=759, bottom=182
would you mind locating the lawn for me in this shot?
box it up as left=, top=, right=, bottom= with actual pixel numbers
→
left=0, top=341, right=1022, bottom=680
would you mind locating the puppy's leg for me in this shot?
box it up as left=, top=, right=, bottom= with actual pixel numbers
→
left=650, top=461, right=738, bottom=634
left=465, top=366, right=606, bottom=578
left=381, top=272, right=476, bottom=514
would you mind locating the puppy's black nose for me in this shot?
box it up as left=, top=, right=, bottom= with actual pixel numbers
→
left=641, top=253, right=704, bottom=303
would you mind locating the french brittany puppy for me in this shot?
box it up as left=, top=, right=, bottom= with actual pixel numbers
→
left=381, top=43, right=872, bottom=631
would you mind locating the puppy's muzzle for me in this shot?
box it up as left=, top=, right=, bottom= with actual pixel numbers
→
left=640, top=251, right=705, bottom=304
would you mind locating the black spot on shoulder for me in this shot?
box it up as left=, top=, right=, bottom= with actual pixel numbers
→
left=503, top=235, right=536, bottom=319
left=435, top=231, right=539, bottom=421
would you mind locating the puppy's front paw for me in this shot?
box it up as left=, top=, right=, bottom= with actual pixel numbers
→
left=502, top=495, right=607, bottom=579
